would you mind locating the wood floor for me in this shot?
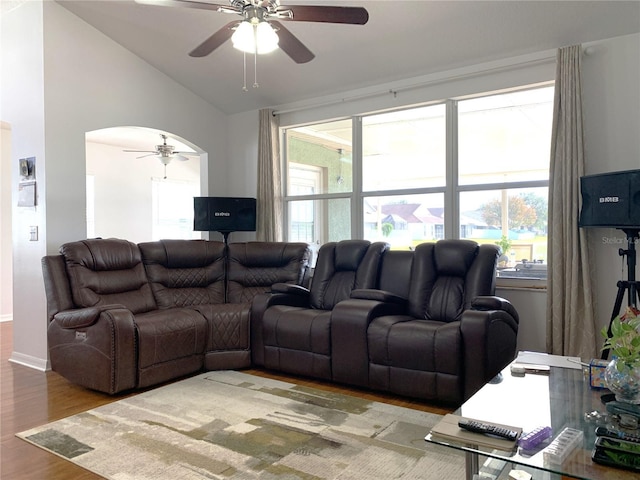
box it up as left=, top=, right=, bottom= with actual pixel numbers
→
left=0, top=321, right=452, bottom=479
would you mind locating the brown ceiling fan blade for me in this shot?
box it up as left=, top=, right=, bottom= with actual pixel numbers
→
left=270, top=21, right=315, bottom=64
left=278, top=5, right=369, bottom=25
left=189, top=21, right=239, bottom=57
left=134, top=0, right=237, bottom=13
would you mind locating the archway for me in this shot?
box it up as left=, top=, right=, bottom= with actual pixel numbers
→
left=85, top=126, right=204, bottom=243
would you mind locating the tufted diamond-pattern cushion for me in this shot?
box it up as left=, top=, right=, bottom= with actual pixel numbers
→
left=191, top=303, right=250, bottom=351
left=139, top=239, right=226, bottom=308
left=227, top=242, right=310, bottom=304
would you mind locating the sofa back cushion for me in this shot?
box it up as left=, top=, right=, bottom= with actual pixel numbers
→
left=310, top=240, right=389, bottom=310
left=377, top=249, right=414, bottom=298
left=407, top=240, right=498, bottom=322
left=60, top=238, right=156, bottom=314
left=227, top=242, right=311, bottom=304
left=139, top=239, right=226, bottom=308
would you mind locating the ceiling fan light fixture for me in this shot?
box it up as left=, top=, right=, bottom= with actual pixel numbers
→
left=232, top=20, right=279, bottom=54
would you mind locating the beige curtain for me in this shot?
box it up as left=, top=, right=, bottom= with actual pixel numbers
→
left=256, top=109, right=283, bottom=241
left=546, top=45, right=598, bottom=358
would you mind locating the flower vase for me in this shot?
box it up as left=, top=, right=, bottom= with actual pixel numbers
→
left=604, top=358, right=640, bottom=404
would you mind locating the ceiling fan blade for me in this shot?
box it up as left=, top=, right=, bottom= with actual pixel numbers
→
left=270, top=21, right=314, bottom=64
left=134, top=0, right=237, bottom=13
left=123, top=149, right=156, bottom=153
left=278, top=5, right=369, bottom=25
left=136, top=153, right=158, bottom=159
left=173, top=151, right=198, bottom=156
left=189, top=21, right=239, bottom=57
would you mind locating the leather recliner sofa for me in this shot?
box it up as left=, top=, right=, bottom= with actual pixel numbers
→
left=252, top=240, right=390, bottom=380
left=42, top=238, right=310, bottom=394
left=252, top=239, right=519, bottom=405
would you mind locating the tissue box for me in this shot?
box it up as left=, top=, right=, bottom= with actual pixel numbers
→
left=589, top=359, right=609, bottom=389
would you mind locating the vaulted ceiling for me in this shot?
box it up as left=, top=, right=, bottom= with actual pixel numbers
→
left=58, top=0, right=640, bottom=116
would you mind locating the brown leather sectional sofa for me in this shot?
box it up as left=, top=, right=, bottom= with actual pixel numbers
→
left=42, top=237, right=519, bottom=406
left=42, top=238, right=310, bottom=394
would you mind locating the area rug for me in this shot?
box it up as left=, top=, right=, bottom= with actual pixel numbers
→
left=17, top=371, right=463, bottom=479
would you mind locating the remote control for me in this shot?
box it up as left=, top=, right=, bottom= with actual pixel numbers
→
left=595, top=426, right=640, bottom=444
left=458, top=419, right=519, bottom=441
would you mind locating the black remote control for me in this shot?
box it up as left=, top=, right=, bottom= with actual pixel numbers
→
left=458, top=419, right=519, bottom=441
left=595, top=426, right=640, bottom=444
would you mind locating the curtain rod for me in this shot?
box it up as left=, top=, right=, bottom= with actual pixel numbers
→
left=272, top=51, right=560, bottom=117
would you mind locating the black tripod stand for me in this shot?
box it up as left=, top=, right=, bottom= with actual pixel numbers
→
left=601, top=228, right=640, bottom=360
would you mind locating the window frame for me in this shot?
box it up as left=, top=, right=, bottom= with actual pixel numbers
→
left=282, top=83, right=553, bottom=288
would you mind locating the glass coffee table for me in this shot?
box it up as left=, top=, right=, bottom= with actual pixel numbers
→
left=425, top=363, right=638, bottom=479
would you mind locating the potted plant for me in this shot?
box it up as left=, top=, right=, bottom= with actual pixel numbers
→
left=601, top=305, right=640, bottom=404
left=495, top=235, right=511, bottom=268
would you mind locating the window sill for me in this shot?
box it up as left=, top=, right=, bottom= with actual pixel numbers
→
left=496, top=277, right=547, bottom=291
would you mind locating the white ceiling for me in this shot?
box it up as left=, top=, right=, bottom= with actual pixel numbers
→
left=58, top=0, right=640, bottom=118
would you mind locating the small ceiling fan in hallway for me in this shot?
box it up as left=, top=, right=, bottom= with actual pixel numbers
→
left=123, top=133, right=197, bottom=178
left=134, top=0, right=369, bottom=63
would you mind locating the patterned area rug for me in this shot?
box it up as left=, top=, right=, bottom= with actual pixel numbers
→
left=17, top=371, right=463, bottom=479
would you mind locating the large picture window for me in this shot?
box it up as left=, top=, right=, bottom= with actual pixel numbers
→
left=283, top=84, right=554, bottom=280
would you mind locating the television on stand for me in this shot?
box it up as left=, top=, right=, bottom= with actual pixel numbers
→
left=194, top=196, right=257, bottom=244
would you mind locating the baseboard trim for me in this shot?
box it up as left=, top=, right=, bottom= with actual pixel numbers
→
left=0, top=314, right=13, bottom=322
left=9, top=351, right=50, bottom=371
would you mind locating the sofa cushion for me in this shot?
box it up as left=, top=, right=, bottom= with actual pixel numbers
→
left=189, top=303, right=250, bottom=351
left=310, top=241, right=388, bottom=310
left=227, top=242, right=310, bottom=304
left=262, top=306, right=332, bottom=379
left=134, top=308, right=207, bottom=369
left=60, top=238, right=156, bottom=314
left=407, top=241, right=479, bottom=322
left=139, top=239, right=226, bottom=308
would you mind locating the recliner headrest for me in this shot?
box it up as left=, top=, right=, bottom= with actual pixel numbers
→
left=60, top=238, right=141, bottom=271
left=334, top=240, right=370, bottom=271
left=433, top=239, right=478, bottom=277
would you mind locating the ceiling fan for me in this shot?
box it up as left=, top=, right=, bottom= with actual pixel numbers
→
left=124, top=134, right=196, bottom=178
left=134, top=0, right=369, bottom=64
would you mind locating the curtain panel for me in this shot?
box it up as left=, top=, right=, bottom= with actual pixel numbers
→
left=256, top=109, right=283, bottom=241
left=546, top=45, right=598, bottom=359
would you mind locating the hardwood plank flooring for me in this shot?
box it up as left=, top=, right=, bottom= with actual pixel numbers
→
left=0, top=321, right=452, bottom=479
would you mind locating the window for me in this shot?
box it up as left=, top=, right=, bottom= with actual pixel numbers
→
left=283, top=84, right=554, bottom=280
left=151, top=178, right=200, bottom=240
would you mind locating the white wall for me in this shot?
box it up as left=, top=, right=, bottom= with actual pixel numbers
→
left=582, top=33, right=640, bottom=339
left=1, top=0, right=48, bottom=368
left=1, top=122, right=13, bottom=322
left=1, top=1, right=228, bottom=368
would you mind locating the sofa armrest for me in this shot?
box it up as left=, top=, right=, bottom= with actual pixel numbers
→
left=331, top=297, right=409, bottom=387
left=271, top=282, right=310, bottom=297
left=48, top=306, right=137, bottom=394
left=350, top=288, right=407, bottom=305
left=53, top=304, right=127, bottom=329
left=460, top=304, right=519, bottom=401
left=250, top=289, right=312, bottom=366
left=472, top=295, right=520, bottom=324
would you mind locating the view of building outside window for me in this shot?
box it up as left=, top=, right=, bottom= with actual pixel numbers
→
left=283, top=85, right=554, bottom=279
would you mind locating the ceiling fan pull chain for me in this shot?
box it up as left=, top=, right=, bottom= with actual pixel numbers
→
left=253, top=24, right=259, bottom=89
left=242, top=51, right=248, bottom=92
left=253, top=51, right=259, bottom=89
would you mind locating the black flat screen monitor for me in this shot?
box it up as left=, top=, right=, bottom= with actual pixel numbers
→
left=194, top=197, right=257, bottom=233
left=579, top=169, right=640, bottom=228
